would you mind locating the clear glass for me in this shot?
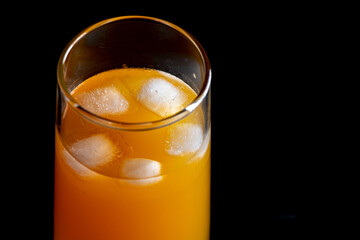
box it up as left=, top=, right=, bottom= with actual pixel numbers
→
left=55, top=16, right=211, bottom=240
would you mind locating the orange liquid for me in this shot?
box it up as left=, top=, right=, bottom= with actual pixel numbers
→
left=54, top=68, right=210, bottom=240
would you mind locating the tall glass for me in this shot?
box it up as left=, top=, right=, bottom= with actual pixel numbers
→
left=55, top=16, right=211, bottom=240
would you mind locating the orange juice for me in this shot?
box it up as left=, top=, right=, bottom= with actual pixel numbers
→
left=54, top=68, right=210, bottom=240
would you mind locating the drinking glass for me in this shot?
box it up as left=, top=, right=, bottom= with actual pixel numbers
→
left=55, top=16, right=211, bottom=240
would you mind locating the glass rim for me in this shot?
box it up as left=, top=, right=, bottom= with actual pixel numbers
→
left=57, top=15, right=211, bottom=131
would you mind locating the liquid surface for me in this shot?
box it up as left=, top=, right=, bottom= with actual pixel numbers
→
left=72, top=68, right=197, bottom=122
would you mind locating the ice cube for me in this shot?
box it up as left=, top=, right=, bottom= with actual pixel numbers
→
left=137, top=78, right=187, bottom=117
left=62, top=148, right=97, bottom=177
left=120, top=158, right=161, bottom=179
left=165, top=123, right=204, bottom=156
left=76, top=85, right=129, bottom=116
left=69, top=134, right=116, bottom=169
left=187, top=129, right=211, bottom=164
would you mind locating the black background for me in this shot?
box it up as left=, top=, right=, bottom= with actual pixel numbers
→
left=6, top=2, right=298, bottom=239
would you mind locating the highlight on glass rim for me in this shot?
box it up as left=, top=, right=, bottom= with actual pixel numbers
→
left=54, top=16, right=211, bottom=240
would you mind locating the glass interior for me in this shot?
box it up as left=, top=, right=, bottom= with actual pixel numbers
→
left=57, top=16, right=211, bottom=130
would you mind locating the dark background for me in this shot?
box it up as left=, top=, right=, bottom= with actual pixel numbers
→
left=7, top=3, right=298, bottom=239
